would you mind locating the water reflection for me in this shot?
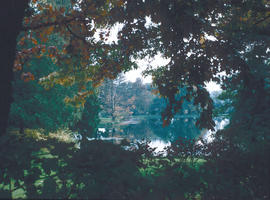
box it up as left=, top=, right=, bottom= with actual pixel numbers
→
left=203, top=118, right=229, bottom=142
left=96, top=115, right=230, bottom=148
left=98, top=116, right=201, bottom=143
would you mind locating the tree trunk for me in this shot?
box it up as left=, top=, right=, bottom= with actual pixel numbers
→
left=0, top=0, right=29, bottom=136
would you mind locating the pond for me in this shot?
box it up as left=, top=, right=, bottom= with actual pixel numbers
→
left=97, top=115, right=201, bottom=149
left=96, top=115, right=229, bottom=150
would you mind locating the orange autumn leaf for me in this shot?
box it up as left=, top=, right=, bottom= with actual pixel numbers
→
left=32, top=38, right=38, bottom=45
left=21, top=72, right=35, bottom=82
left=36, top=54, right=42, bottom=59
left=19, top=37, right=26, bottom=46
left=41, top=47, right=46, bottom=53
left=49, top=5, right=53, bottom=12
left=117, top=0, right=124, bottom=7
left=62, top=48, right=67, bottom=54
left=47, top=26, right=54, bottom=35
left=24, top=18, right=30, bottom=25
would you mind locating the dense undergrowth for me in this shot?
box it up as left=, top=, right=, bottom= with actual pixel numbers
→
left=1, top=128, right=270, bottom=200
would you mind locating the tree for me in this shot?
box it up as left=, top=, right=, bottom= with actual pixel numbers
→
left=197, top=3, right=270, bottom=197
left=8, top=10, right=101, bottom=135
left=4, top=1, right=270, bottom=199
left=127, top=78, right=153, bottom=115
left=99, top=78, right=118, bottom=121
left=15, top=0, right=270, bottom=131
left=15, top=0, right=136, bottom=107
left=15, top=0, right=218, bottom=130
left=99, top=77, right=153, bottom=120
left=15, top=0, right=221, bottom=129
left=103, top=0, right=270, bottom=130
left=72, top=91, right=100, bottom=140
left=8, top=56, right=81, bottom=133
left=0, top=0, right=29, bottom=135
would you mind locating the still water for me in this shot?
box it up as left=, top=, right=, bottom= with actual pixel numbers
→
left=95, top=116, right=229, bottom=151
left=95, top=116, right=201, bottom=151
left=99, top=116, right=201, bottom=141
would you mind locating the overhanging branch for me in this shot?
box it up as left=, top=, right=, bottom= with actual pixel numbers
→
left=21, top=17, right=78, bottom=31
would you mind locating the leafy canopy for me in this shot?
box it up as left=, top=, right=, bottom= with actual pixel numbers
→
left=16, top=0, right=270, bottom=130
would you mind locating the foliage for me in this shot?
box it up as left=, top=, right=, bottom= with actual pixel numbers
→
left=9, top=2, right=101, bottom=135
left=71, top=93, right=100, bottom=139
left=9, top=52, right=81, bottom=132
left=16, top=0, right=136, bottom=106
left=212, top=89, right=235, bottom=120
left=99, top=77, right=153, bottom=120
left=99, top=78, right=201, bottom=140
left=13, top=0, right=270, bottom=129
left=0, top=131, right=144, bottom=199
left=0, top=130, right=209, bottom=199
left=104, top=0, right=270, bottom=130
left=1, top=126, right=270, bottom=200
left=3, top=0, right=270, bottom=199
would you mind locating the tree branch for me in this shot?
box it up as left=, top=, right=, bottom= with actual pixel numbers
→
left=254, top=14, right=270, bottom=25
left=21, top=17, right=77, bottom=31
left=64, top=23, right=88, bottom=43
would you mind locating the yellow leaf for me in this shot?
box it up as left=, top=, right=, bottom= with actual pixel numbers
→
left=247, top=10, right=252, bottom=18
left=214, top=31, right=219, bottom=38
left=199, top=35, right=205, bottom=45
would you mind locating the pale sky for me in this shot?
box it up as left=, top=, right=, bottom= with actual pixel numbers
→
left=124, top=53, right=170, bottom=83
left=124, top=55, right=222, bottom=93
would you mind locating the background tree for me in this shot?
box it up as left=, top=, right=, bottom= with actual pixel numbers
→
left=71, top=91, right=100, bottom=140
left=99, top=78, right=118, bottom=121
left=127, top=78, right=153, bottom=115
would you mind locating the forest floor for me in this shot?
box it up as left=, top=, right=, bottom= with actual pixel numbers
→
left=3, top=129, right=205, bottom=199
